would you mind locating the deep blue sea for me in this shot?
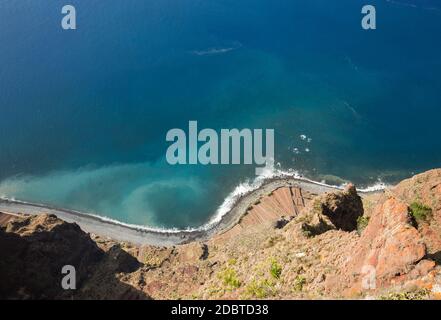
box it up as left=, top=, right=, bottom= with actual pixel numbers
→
left=1, top=0, right=441, bottom=229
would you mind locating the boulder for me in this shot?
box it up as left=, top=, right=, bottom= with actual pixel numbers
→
left=301, top=184, right=363, bottom=236
left=272, top=216, right=292, bottom=229
left=177, top=242, right=209, bottom=263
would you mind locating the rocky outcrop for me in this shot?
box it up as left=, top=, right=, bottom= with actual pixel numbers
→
left=390, top=169, right=441, bottom=257
left=0, top=214, right=149, bottom=300
left=0, top=214, right=104, bottom=299
left=176, top=242, right=209, bottom=263
left=336, top=196, right=429, bottom=295
left=301, top=184, right=363, bottom=236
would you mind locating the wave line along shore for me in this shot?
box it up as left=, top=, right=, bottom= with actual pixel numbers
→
left=0, top=176, right=384, bottom=246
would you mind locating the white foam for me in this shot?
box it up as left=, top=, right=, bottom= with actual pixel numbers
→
left=0, top=163, right=388, bottom=233
left=204, top=166, right=303, bottom=228
left=356, top=181, right=389, bottom=192
left=191, top=43, right=242, bottom=56
left=82, top=211, right=199, bottom=233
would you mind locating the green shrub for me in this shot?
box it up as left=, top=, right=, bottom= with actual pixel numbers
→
left=293, top=275, right=306, bottom=292
left=409, top=202, right=432, bottom=222
left=269, top=259, right=282, bottom=279
left=379, top=289, right=430, bottom=300
left=218, top=268, right=241, bottom=289
left=245, top=279, right=275, bottom=299
left=357, top=216, right=370, bottom=234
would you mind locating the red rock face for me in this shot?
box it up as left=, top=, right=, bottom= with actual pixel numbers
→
left=340, top=197, right=428, bottom=295
left=391, top=169, right=441, bottom=255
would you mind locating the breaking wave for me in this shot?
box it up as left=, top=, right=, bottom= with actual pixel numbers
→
left=190, top=42, right=243, bottom=56
left=0, top=162, right=388, bottom=233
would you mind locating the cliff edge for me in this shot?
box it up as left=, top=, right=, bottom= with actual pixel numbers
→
left=2, top=169, right=441, bottom=300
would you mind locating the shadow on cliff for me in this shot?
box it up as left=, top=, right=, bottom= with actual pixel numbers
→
left=0, top=215, right=150, bottom=300
left=426, top=251, right=441, bottom=266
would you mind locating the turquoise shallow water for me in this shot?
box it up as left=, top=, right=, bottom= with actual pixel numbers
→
left=1, top=0, right=441, bottom=228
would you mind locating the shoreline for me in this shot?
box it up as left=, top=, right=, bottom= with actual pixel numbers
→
left=0, top=176, right=383, bottom=246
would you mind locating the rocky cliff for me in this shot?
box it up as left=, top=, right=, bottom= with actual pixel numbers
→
left=2, top=169, right=441, bottom=300
left=0, top=214, right=148, bottom=299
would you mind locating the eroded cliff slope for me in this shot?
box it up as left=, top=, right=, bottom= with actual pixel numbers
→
left=2, top=169, right=441, bottom=300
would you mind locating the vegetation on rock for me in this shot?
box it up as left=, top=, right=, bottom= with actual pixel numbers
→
left=356, top=215, right=370, bottom=234
left=409, top=202, right=432, bottom=223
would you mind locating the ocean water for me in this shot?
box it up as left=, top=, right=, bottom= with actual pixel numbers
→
left=1, top=0, right=441, bottom=229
